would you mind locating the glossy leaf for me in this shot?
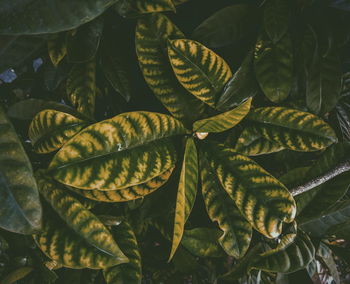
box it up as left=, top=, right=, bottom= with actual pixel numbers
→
left=169, top=138, right=198, bottom=261
left=335, top=95, right=350, bottom=141
left=0, top=0, right=118, bottom=35
left=246, top=107, right=338, bottom=151
left=48, top=33, right=67, bottom=67
left=192, top=4, right=259, bottom=48
left=193, top=98, right=252, bottom=133
left=115, top=0, right=175, bottom=17
left=263, top=0, right=289, bottom=43
left=28, top=110, right=89, bottom=154
left=254, top=33, right=293, bottom=103
left=104, top=221, right=142, bottom=284
left=135, top=14, right=205, bottom=126
left=67, top=18, right=104, bottom=63
left=49, top=111, right=186, bottom=190
left=181, top=228, right=225, bottom=258
left=250, top=230, right=315, bottom=273
left=203, top=142, right=296, bottom=238
left=200, top=155, right=252, bottom=258
left=70, top=167, right=174, bottom=202
left=167, top=39, right=232, bottom=107
left=36, top=172, right=124, bottom=258
left=0, top=106, right=42, bottom=234
left=33, top=206, right=128, bottom=269
left=66, top=60, right=96, bottom=119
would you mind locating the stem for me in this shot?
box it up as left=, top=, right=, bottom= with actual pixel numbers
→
left=290, top=160, right=350, bottom=196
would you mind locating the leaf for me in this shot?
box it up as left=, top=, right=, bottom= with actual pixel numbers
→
left=181, top=228, right=225, bottom=258
left=103, top=221, right=142, bottom=284
left=70, top=167, right=174, bottom=202
left=263, top=0, right=290, bottom=43
left=135, top=14, right=205, bottom=126
left=33, top=205, right=128, bottom=269
left=167, top=39, right=232, bottom=107
left=1, top=267, right=34, bottom=284
left=48, top=33, right=67, bottom=67
left=192, top=4, right=259, bottom=48
left=234, top=127, right=284, bottom=156
left=49, top=111, right=186, bottom=190
left=246, top=107, right=338, bottom=151
left=169, top=138, right=198, bottom=261
left=200, top=155, right=252, bottom=258
left=203, top=141, right=296, bottom=238
left=0, top=0, right=118, bottom=35
left=250, top=230, right=315, bottom=273
left=0, top=106, right=42, bottom=234
left=66, top=60, right=96, bottom=119
left=216, top=51, right=259, bottom=111
left=193, top=98, right=252, bottom=133
left=28, top=110, right=90, bottom=154
left=317, top=242, right=340, bottom=284
left=254, top=33, right=293, bottom=103
left=115, top=0, right=175, bottom=17
left=335, top=96, right=350, bottom=141
left=67, top=18, right=104, bottom=63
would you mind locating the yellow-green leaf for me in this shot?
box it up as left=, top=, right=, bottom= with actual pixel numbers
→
left=36, top=171, right=124, bottom=259
left=70, top=167, right=174, bottom=202
left=66, top=60, right=96, bottom=119
left=169, top=137, right=198, bottom=261
left=116, top=0, right=175, bottom=17
left=246, top=107, right=338, bottom=151
left=48, top=32, right=67, bottom=66
left=28, top=109, right=90, bottom=154
left=136, top=14, right=205, bottom=127
left=49, top=111, right=186, bottom=190
left=200, top=155, right=252, bottom=258
left=104, top=221, right=142, bottom=284
left=193, top=97, right=252, bottom=133
left=167, top=39, right=232, bottom=107
left=203, top=141, right=296, bottom=238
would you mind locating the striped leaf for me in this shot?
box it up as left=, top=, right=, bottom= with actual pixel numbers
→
left=234, top=127, right=284, bottom=156
left=167, top=39, right=232, bottom=107
left=246, top=107, right=338, bottom=151
left=169, top=138, right=198, bottom=261
left=115, top=0, right=175, bottom=17
left=48, top=33, right=67, bottom=66
left=104, top=221, right=142, bottom=284
left=250, top=230, right=315, bottom=273
left=193, top=97, right=252, bottom=133
left=135, top=14, right=205, bottom=126
left=36, top=171, right=124, bottom=258
left=0, top=106, right=42, bottom=234
left=203, top=142, right=296, bottom=238
left=33, top=206, right=128, bottom=269
left=49, top=111, right=186, bottom=190
left=28, top=110, right=90, bottom=154
left=70, top=167, right=174, bottom=202
left=200, top=155, right=252, bottom=258
left=66, top=60, right=96, bottom=119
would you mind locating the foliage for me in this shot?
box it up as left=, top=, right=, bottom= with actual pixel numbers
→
left=0, top=0, right=349, bottom=283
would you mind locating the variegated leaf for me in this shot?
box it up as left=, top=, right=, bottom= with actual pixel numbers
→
left=116, top=0, right=175, bottom=17
left=167, top=39, right=232, bottom=107
left=48, top=32, right=67, bottom=66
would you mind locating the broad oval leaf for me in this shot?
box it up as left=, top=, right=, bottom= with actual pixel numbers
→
left=250, top=230, right=315, bottom=273
left=167, top=39, right=232, bottom=107
left=246, top=107, right=338, bottom=151
left=48, top=33, right=67, bottom=67
left=104, top=221, right=142, bottom=284
left=36, top=172, right=124, bottom=258
left=70, top=167, right=174, bottom=202
left=203, top=142, right=296, bottom=238
left=29, top=110, right=90, bottom=154
left=200, top=155, right=252, bottom=258
left=193, top=97, right=252, bottom=133
left=135, top=14, right=205, bottom=126
left=169, top=138, right=198, bottom=261
left=115, top=0, right=175, bottom=17
left=0, top=0, right=118, bottom=35
left=33, top=206, right=128, bottom=269
left=49, top=111, right=187, bottom=190
left=66, top=60, right=96, bottom=119
left=254, top=33, right=293, bottom=103
left=0, top=106, right=42, bottom=234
